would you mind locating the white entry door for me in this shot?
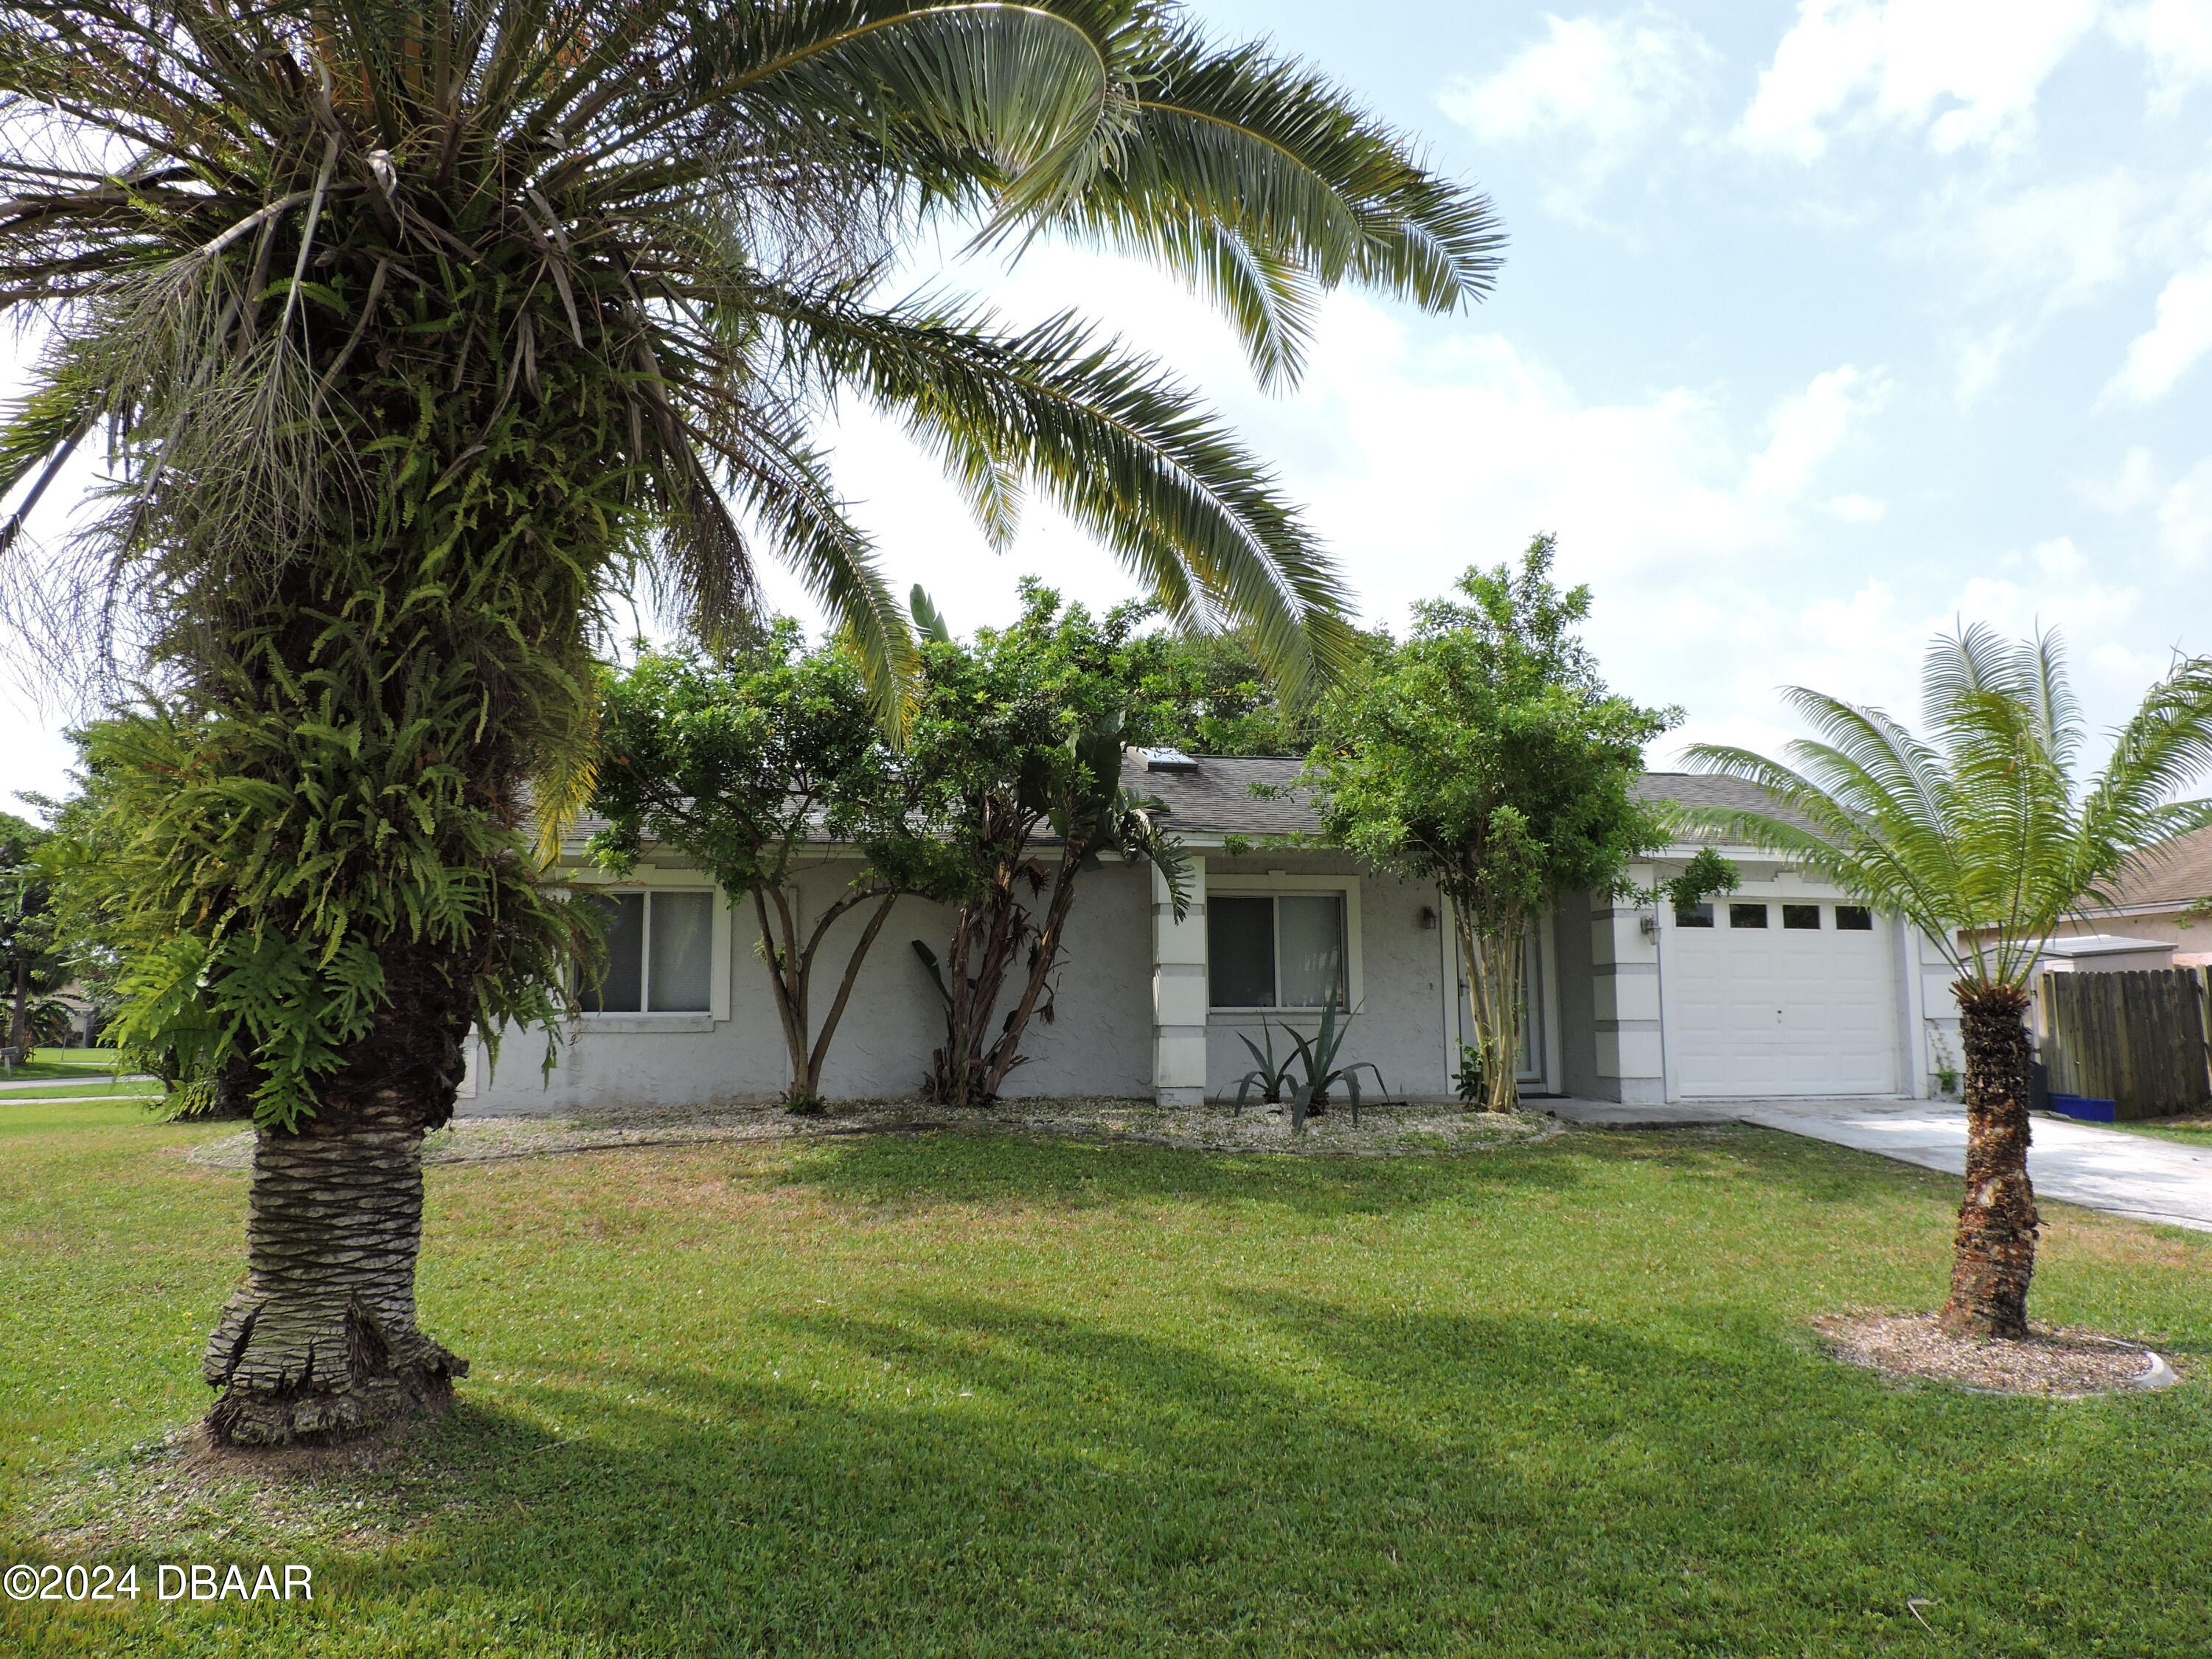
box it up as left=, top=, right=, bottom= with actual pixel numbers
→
left=1663, top=898, right=1896, bottom=1097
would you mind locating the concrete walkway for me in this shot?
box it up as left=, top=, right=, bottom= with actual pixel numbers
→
left=1552, top=1095, right=2212, bottom=1234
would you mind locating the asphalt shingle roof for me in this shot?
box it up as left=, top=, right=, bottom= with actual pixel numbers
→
left=1634, top=771, right=1819, bottom=836
left=558, top=760, right=1812, bottom=850
left=2104, top=826, right=2212, bottom=912
left=1128, top=751, right=1315, bottom=835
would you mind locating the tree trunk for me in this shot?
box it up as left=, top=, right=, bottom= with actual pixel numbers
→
left=8, top=956, right=27, bottom=1054
left=924, top=839, right=1040, bottom=1107
left=757, top=883, right=901, bottom=1110
left=1459, top=914, right=1527, bottom=1113
left=979, top=846, right=1086, bottom=1101
left=202, top=945, right=471, bottom=1446
left=1939, top=982, right=2039, bottom=1339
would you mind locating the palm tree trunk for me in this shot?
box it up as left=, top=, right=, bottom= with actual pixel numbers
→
left=202, top=947, right=471, bottom=1446
left=1940, top=983, right=2039, bottom=1339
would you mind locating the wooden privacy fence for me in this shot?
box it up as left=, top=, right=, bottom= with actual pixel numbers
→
left=2037, top=967, right=2212, bottom=1120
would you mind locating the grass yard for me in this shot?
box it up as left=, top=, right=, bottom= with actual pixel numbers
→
left=2, top=1099, right=2206, bottom=1658
left=0, top=1078, right=164, bottom=1102
left=2108, top=1115, right=2212, bottom=1147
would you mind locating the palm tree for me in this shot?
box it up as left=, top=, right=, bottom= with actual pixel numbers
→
left=0, top=1, right=1502, bottom=1443
left=1679, top=626, right=2212, bottom=1337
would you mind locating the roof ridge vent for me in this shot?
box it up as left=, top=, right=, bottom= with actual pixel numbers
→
left=1141, top=745, right=1200, bottom=772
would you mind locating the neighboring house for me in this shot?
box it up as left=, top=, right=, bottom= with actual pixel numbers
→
left=2040, top=825, right=2212, bottom=968
left=465, top=756, right=1958, bottom=1113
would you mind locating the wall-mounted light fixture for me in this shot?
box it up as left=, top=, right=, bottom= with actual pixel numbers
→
left=1419, top=905, right=1439, bottom=931
left=1639, top=915, right=1660, bottom=939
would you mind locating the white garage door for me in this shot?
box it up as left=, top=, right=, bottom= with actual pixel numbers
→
left=1663, top=899, right=1896, bottom=1097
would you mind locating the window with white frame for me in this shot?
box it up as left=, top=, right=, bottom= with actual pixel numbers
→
left=579, top=890, right=714, bottom=1013
left=1208, top=892, right=1348, bottom=1009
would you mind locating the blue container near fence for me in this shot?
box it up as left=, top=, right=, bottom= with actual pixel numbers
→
left=2047, top=1093, right=2117, bottom=1123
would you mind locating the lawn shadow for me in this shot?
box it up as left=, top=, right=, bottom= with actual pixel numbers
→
left=18, top=1284, right=2207, bottom=1655
left=1563, top=1121, right=1967, bottom=1209
left=768, top=1121, right=1587, bottom=1222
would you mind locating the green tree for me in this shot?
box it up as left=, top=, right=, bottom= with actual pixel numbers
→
left=910, top=583, right=1186, bottom=1105
left=1127, top=621, right=1393, bottom=756
left=1307, top=538, right=1675, bottom=1113
left=1680, top=626, right=2212, bottom=1338
left=590, top=631, right=956, bottom=1110
left=0, top=808, right=65, bottom=1052
left=0, top=3, right=1500, bottom=1442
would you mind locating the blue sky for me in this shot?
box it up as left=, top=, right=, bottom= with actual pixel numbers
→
left=10, top=0, right=2212, bottom=802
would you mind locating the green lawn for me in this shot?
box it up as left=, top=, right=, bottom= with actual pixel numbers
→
left=2108, top=1115, right=2212, bottom=1147
left=0, top=1078, right=164, bottom=1101
left=3, top=1101, right=2206, bottom=1658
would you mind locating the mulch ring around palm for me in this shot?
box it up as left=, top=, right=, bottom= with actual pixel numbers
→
left=1813, top=1311, right=2180, bottom=1398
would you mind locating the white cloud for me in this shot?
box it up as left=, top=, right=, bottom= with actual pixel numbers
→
left=1439, top=7, right=1714, bottom=215
left=1744, top=366, right=1890, bottom=501
left=1739, top=0, right=2104, bottom=161
left=1823, top=493, right=1888, bottom=521
left=1913, top=167, right=2179, bottom=399
left=2112, top=0, right=2212, bottom=112
left=2104, top=260, right=2212, bottom=403
left=2154, top=455, right=2212, bottom=566
left=2084, top=444, right=2160, bottom=512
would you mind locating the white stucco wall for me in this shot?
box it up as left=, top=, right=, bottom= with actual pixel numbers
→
left=465, top=845, right=1469, bottom=1111
left=1199, top=851, right=1458, bottom=1102
left=466, top=852, right=1159, bottom=1112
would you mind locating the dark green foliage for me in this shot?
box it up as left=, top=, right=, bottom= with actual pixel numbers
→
left=0, top=809, right=63, bottom=1055
left=1658, top=846, right=1742, bottom=917
left=1453, top=1040, right=1485, bottom=1105
left=590, top=630, right=959, bottom=1106
left=1310, top=537, right=1676, bottom=1111
left=909, top=582, right=1188, bottom=1104
left=1127, top=621, right=1392, bottom=756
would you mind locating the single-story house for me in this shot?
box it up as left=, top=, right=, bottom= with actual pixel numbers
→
left=463, top=754, right=1960, bottom=1112
left=2035, top=827, right=2212, bottom=969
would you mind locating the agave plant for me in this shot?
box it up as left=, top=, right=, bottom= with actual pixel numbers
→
left=1230, top=1020, right=1298, bottom=1112
left=1233, top=995, right=1385, bottom=1130
left=0, top=1, right=1501, bottom=1444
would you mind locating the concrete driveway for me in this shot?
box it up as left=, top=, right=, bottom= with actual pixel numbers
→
left=1553, top=1096, right=2212, bottom=1234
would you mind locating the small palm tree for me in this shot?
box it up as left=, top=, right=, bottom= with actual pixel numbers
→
left=0, top=1, right=1501, bottom=1442
left=1680, top=626, right=2212, bottom=1338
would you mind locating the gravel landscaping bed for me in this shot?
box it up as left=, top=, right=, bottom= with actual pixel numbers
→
left=186, top=1096, right=1557, bottom=1169
left=1814, top=1310, right=2177, bottom=1397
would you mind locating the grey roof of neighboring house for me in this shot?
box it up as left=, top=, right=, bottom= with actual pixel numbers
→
left=2098, top=825, right=2212, bottom=914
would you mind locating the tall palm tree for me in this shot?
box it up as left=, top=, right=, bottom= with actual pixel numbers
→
left=0, top=1, right=1502, bottom=1443
left=1680, top=626, right=2212, bottom=1337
